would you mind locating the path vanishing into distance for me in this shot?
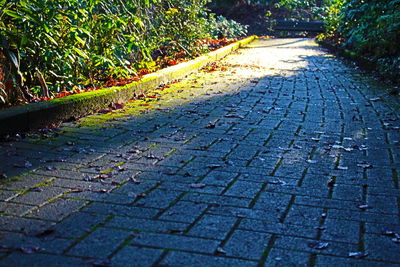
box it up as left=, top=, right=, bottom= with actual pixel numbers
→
left=1, top=38, right=400, bottom=266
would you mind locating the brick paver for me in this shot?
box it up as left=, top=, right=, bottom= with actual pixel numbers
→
left=1, top=38, right=399, bottom=266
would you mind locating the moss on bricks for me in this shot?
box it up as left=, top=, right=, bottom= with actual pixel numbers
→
left=0, top=36, right=256, bottom=136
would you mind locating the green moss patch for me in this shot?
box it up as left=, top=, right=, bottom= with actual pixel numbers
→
left=0, top=36, right=256, bottom=136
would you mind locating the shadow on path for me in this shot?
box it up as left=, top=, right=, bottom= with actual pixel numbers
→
left=1, top=38, right=399, bottom=266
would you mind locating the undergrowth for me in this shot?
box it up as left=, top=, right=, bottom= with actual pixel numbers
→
left=0, top=0, right=248, bottom=107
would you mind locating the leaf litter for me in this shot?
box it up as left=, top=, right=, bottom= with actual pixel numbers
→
left=348, top=251, right=368, bottom=258
left=381, top=230, right=400, bottom=244
left=358, top=204, right=373, bottom=210
left=308, top=241, right=329, bottom=250
left=190, top=183, right=206, bottom=189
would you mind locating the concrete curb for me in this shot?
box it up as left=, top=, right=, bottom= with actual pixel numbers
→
left=0, top=36, right=257, bottom=136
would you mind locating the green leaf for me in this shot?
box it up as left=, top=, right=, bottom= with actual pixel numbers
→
left=6, top=50, right=19, bottom=70
left=4, top=10, right=22, bottom=19
left=20, top=35, right=28, bottom=46
left=75, top=35, right=86, bottom=46
left=45, top=33, right=58, bottom=46
left=72, top=47, right=89, bottom=59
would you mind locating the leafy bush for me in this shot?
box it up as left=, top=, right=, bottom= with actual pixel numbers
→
left=317, top=0, right=346, bottom=41
left=0, top=0, right=247, bottom=106
left=207, top=15, right=249, bottom=39
left=275, top=0, right=327, bottom=21
left=0, top=0, right=157, bottom=105
left=319, top=0, right=400, bottom=81
left=339, top=1, right=400, bottom=59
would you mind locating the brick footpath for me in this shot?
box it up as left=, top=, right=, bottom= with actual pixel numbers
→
left=0, top=38, right=399, bottom=266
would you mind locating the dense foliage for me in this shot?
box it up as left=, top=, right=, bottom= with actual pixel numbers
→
left=210, top=0, right=327, bottom=22
left=0, top=0, right=247, bottom=106
left=275, top=0, right=326, bottom=21
left=319, top=0, right=400, bottom=81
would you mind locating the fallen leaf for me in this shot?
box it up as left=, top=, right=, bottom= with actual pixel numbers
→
left=348, top=251, right=368, bottom=258
left=44, top=158, right=65, bottom=163
left=69, top=188, right=84, bottom=193
left=84, top=258, right=111, bottom=266
left=128, top=149, right=142, bottom=154
left=369, top=97, right=380, bottom=102
left=13, top=161, right=32, bottom=168
left=98, top=189, right=109, bottom=193
left=225, top=160, right=234, bottom=166
left=31, top=187, right=42, bottom=192
left=216, top=247, right=226, bottom=254
left=205, top=122, right=216, bottom=129
left=97, top=109, right=111, bottom=114
left=20, top=245, right=41, bottom=254
left=327, top=178, right=335, bottom=187
left=137, top=193, right=146, bottom=199
left=337, top=166, right=348, bottom=170
left=358, top=204, right=373, bottom=210
left=392, top=234, right=400, bottom=244
left=145, top=154, right=158, bottom=159
left=224, top=114, right=245, bottom=119
left=308, top=241, right=329, bottom=250
left=128, top=192, right=137, bottom=198
left=93, top=174, right=110, bottom=180
left=357, top=162, right=373, bottom=169
left=129, top=178, right=141, bottom=184
left=35, top=229, right=55, bottom=238
left=190, top=183, right=206, bottom=189
left=116, top=166, right=126, bottom=172
left=109, top=103, right=124, bottom=110
left=269, top=179, right=287, bottom=185
left=83, top=176, right=93, bottom=182
left=208, top=164, right=222, bottom=169
left=167, top=229, right=182, bottom=234
left=382, top=230, right=396, bottom=237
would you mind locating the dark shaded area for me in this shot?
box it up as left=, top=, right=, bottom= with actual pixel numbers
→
left=273, top=20, right=324, bottom=33
left=1, top=38, right=399, bottom=266
left=208, top=2, right=322, bottom=37
left=209, top=3, right=283, bottom=35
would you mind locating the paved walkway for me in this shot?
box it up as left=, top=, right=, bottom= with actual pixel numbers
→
left=1, top=38, right=399, bottom=266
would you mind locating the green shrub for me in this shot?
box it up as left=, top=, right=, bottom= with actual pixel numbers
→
left=207, top=15, right=248, bottom=39
left=319, top=0, right=400, bottom=81
left=0, top=0, right=247, bottom=106
left=275, top=0, right=327, bottom=21
left=0, top=0, right=157, bottom=104
left=317, top=0, right=346, bottom=40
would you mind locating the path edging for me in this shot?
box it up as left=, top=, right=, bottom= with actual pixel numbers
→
left=0, top=36, right=257, bottom=136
